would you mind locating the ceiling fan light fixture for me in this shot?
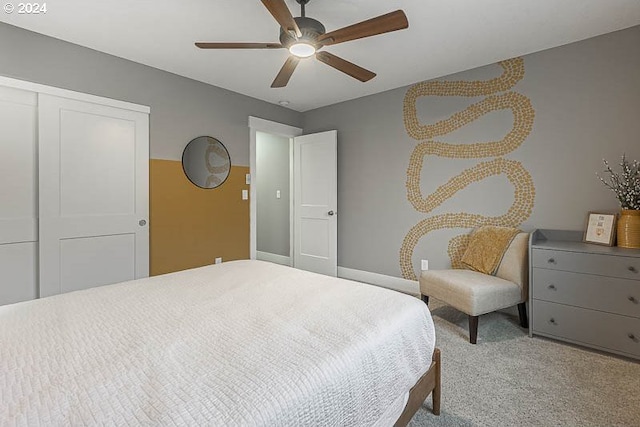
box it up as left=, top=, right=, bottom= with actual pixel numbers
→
left=196, top=1, right=409, bottom=88
left=289, top=42, right=316, bottom=58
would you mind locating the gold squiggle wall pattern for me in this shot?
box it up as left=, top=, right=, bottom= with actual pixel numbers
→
left=400, top=58, right=536, bottom=280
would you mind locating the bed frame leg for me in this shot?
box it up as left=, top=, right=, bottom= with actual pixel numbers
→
left=393, top=347, right=442, bottom=426
left=432, top=348, right=441, bottom=415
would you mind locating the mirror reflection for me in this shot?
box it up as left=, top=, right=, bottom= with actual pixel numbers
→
left=182, top=136, right=231, bottom=189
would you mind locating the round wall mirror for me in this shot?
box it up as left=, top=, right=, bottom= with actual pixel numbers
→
left=182, top=136, right=231, bottom=189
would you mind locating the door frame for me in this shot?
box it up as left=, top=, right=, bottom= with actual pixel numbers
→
left=248, top=116, right=302, bottom=261
left=0, top=75, right=149, bottom=114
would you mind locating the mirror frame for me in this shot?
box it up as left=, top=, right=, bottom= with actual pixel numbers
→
left=181, top=136, right=231, bottom=189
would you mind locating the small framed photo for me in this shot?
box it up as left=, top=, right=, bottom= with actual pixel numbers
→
left=583, top=212, right=617, bottom=246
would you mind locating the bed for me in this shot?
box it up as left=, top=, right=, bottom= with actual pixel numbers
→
left=1, top=260, right=440, bottom=426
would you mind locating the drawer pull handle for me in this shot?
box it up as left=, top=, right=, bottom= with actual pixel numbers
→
left=547, top=258, right=555, bottom=264
left=549, top=318, right=557, bottom=325
left=548, top=284, right=556, bottom=290
left=629, top=333, right=637, bottom=341
left=629, top=296, right=638, bottom=303
left=629, top=266, right=638, bottom=273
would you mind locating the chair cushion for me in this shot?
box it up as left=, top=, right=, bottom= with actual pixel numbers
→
left=461, top=226, right=520, bottom=275
left=420, top=269, right=524, bottom=316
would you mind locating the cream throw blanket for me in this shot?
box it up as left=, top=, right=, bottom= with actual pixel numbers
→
left=461, top=226, right=521, bottom=275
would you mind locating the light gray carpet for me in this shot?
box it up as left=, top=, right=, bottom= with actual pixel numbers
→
left=408, top=300, right=640, bottom=426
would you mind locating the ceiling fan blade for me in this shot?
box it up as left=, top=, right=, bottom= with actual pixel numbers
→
left=271, top=56, right=300, bottom=88
left=261, top=0, right=302, bottom=38
left=317, top=10, right=408, bottom=46
left=195, top=42, right=284, bottom=49
left=315, top=51, right=376, bottom=82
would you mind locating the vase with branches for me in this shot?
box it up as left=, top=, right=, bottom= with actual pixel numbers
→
left=598, top=154, right=640, bottom=248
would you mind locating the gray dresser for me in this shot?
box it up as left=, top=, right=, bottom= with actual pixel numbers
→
left=529, top=229, right=640, bottom=359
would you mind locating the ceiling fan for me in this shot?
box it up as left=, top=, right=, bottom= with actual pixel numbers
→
left=195, top=0, right=409, bottom=88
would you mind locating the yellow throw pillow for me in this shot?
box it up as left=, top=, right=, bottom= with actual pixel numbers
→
left=461, top=226, right=520, bottom=275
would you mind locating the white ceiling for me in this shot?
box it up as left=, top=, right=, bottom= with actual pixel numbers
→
left=2, top=1, right=640, bottom=112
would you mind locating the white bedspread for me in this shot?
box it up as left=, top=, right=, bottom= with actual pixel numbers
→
left=1, top=260, right=435, bottom=426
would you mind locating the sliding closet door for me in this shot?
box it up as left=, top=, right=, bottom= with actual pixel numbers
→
left=38, top=94, right=149, bottom=297
left=0, top=86, right=38, bottom=305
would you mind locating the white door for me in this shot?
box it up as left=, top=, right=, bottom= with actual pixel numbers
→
left=0, top=86, right=38, bottom=305
left=293, top=130, right=337, bottom=276
left=38, top=94, right=149, bottom=297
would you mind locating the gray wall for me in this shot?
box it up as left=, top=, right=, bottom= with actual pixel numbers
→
left=0, top=22, right=303, bottom=273
left=304, top=25, right=640, bottom=279
left=256, top=132, right=291, bottom=257
left=0, top=23, right=303, bottom=163
left=3, top=21, right=639, bottom=280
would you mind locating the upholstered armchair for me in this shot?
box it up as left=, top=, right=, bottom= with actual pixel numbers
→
left=420, top=232, right=530, bottom=344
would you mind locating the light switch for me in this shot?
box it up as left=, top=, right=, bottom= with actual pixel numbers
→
left=245, top=174, right=251, bottom=185
left=276, top=190, right=281, bottom=199
left=242, top=189, right=248, bottom=200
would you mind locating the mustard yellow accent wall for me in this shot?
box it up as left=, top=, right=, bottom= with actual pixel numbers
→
left=150, top=159, right=249, bottom=276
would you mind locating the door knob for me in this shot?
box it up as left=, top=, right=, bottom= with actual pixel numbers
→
left=139, top=219, right=147, bottom=226
left=328, top=211, right=335, bottom=216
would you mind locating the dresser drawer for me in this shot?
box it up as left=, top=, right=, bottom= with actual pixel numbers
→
left=533, top=300, right=640, bottom=357
left=532, top=248, right=640, bottom=281
left=533, top=268, right=640, bottom=318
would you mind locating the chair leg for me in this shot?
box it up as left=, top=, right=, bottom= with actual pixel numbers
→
left=468, top=315, right=479, bottom=344
left=518, top=302, right=528, bottom=328
left=421, top=294, right=429, bottom=305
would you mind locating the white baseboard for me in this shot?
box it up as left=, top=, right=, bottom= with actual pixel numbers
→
left=337, top=267, right=420, bottom=296
left=257, top=251, right=291, bottom=266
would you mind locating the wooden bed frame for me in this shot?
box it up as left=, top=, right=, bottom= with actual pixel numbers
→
left=394, top=348, right=441, bottom=426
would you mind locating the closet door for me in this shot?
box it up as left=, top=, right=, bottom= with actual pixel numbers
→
left=38, top=94, right=149, bottom=297
left=0, top=86, right=38, bottom=305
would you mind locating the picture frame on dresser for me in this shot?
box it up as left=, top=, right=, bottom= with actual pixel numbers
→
left=583, top=212, right=617, bottom=246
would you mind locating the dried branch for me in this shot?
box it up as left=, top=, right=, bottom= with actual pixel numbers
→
left=597, top=155, right=640, bottom=210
